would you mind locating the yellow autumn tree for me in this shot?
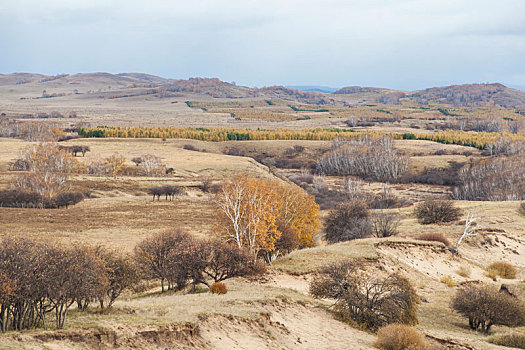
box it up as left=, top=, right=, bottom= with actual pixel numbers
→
left=215, top=174, right=319, bottom=261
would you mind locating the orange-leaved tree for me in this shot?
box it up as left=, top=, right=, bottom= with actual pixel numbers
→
left=215, top=174, right=319, bottom=261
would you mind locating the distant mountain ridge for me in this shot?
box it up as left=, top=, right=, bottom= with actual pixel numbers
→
left=1, top=72, right=524, bottom=108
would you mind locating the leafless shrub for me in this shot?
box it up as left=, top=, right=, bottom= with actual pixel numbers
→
left=87, top=153, right=126, bottom=175
left=317, top=135, right=409, bottom=182
left=325, top=201, right=372, bottom=243
left=193, top=239, right=265, bottom=287
left=452, top=284, right=525, bottom=333
left=414, top=200, right=461, bottom=224
left=58, top=145, right=90, bottom=157
left=310, top=260, right=419, bottom=331
left=373, top=211, right=401, bottom=238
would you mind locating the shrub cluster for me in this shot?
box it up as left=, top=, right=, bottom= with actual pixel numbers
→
left=0, top=189, right=84, bottom=209
left=310, top=260, right=419, bottom=331
left=134, top=231, right=265, bottom=293
left=324, top=201, right=372, bottom=243
left=452, top=284, right=525, bottom=333
left=147, top=185, right=184, bottom=201
left=414, top=200, right=461, bottom=224
left=0, top=237, right=137, bottom=332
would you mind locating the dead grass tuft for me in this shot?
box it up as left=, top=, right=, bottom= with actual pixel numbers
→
left=486, top=261, right=517, bottom=279
left=375, top=324, right=428, bottom=350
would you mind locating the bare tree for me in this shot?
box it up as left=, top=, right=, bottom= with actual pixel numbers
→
left=453, top=213, right=477, bottom=253
left=317, top=135, right=409, bottom=182
left=140, top=154, right=166, bottom=177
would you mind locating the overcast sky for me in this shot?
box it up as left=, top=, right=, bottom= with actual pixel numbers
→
left=1, top=0, right=524, bottom=90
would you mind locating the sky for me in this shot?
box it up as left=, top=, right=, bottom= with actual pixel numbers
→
left=1, top=0, right=524, bottom=90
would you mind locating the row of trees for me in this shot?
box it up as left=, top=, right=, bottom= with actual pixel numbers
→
left=57, top=145, right=90, bottom=157
left=0, top=230, right=267, bottom=332
left=0, top=117, right=66, bottom=142
left=147, top=185, right=184, bottom=201
left=317, top=135, right=409, bottom=182
left=76, top=126, right=525, bottom=152
left=0, top=236, right=138, bottom=331
left=0, top=189, right=83, bottom=209
left=214, top=175, right=320, bottom=262
left=453, top=155, right=525, bottom=201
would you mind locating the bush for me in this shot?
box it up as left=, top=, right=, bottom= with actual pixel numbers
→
left=53, top=191, right=84, bottom=208
left=416, top=233, right=451, bottom=247
left=486, top=261, right=517, bottom=279
left=310, top=260, right=419, bottom=331
left=452, top=284, right=525, bottom=333
left=375, top=324, right=427, bottom=350
left=324, top=201, right=372, bottom=243
left=373, top=211, right=401, bottom=238
left=209, top=282, right=227, bottom=294
left=414, top=200, right=461, bottom=224
left=489, top=334, right=525, bottom=349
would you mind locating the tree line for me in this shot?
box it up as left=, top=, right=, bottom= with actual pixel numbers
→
left=0, top=230, right=266, bottom=332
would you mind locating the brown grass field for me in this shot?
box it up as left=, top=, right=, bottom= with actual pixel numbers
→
left=0, top=135, right=524, bottom=349
left=0, top=76, right=524, bottom=350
